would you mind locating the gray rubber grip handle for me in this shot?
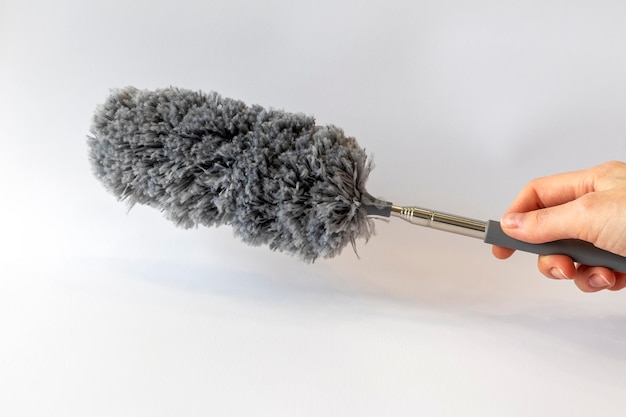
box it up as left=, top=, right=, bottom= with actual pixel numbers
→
left=484, top=220, right=626, bottom=273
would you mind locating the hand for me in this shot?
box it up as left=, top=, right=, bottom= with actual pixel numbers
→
left=492, top=161, right=626, bottom=292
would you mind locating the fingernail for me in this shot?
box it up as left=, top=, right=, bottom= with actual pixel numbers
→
left=501, top=213, right=525, bottom=228
left=589, top=274, right=611, bottom=288
left=550, top=267, right=568, bottom=279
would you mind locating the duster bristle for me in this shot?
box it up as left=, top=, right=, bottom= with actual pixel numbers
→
left=88, top=87, right=374, bottom=262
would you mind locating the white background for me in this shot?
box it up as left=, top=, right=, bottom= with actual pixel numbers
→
left=2, top=0, right=626, bottom=415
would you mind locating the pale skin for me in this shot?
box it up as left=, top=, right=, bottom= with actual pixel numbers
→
left=492, top=160, right=626, bottom=292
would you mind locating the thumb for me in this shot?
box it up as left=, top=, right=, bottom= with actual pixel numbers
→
left=500, top=204, right=580, bottom=244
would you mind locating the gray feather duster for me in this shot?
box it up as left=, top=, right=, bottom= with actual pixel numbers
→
left=88, top=87, right=374, bottom=262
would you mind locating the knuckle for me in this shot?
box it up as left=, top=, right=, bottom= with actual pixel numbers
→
left=593, top=160, right=626, bottom=191
left=601, top=160, right=625, bottom=170
left=532, top=208, right=550, bottom=227
left=595, top=160, right=626, bottom=178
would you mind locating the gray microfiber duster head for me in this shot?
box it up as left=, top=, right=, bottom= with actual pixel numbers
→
left=88, top=87, right=381, bottom=262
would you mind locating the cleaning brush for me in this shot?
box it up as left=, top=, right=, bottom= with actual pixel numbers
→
left=88, top=87, right=626, bottom=272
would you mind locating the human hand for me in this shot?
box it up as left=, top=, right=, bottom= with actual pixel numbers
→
left=492, top=161, right=626, bottom=292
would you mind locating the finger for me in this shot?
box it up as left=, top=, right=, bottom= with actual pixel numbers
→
left=608, top=272, right=626, bottom=291
left=504, top=168, right=596, bottom=215
left=503, top=162, right=626, bottom=215
left=492, top=245, right=515, bottom=259
left=537, top=254, right=576, bottom=280
left=573, top=265, right=615, bottom=292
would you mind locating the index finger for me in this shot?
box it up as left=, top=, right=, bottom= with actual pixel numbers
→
left=504, top=166, right=598, bottom=215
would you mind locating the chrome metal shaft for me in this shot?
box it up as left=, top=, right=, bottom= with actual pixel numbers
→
left=390, top=205, right=487, bottom=240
